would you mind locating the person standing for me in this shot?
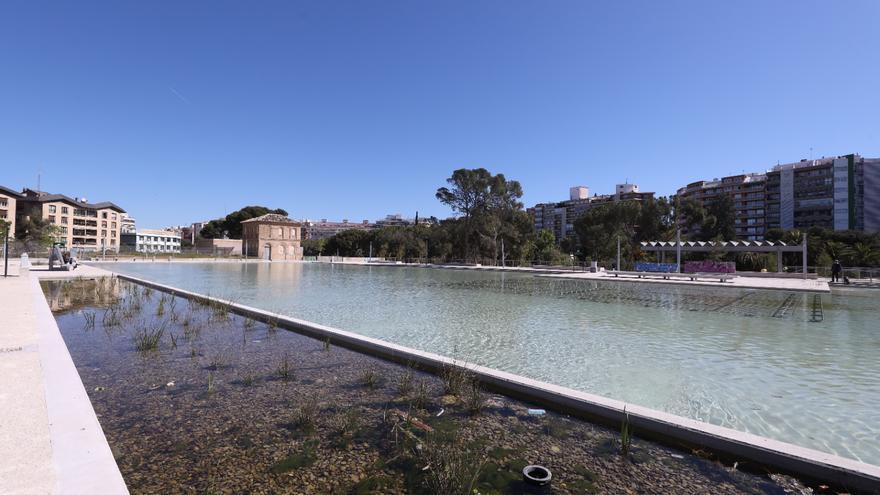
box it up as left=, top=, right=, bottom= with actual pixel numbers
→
left=831, top=259, right=842, bottom=283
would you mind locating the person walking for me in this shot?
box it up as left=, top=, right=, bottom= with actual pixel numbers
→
left=831, top=259, right=842, bottom=283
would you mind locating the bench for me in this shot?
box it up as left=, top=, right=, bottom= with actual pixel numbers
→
left=608, top=271, right=735, bottom=283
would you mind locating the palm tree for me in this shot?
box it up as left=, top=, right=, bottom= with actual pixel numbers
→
left=851, top=242, right=880, bottom=267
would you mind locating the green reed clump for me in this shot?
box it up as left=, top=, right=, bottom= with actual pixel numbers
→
left=412, top=379, right=430, bottom=411
left=133, top=321, right=167, bottom=354
left=441, top=364, right=469, bottom=397
left=620, top=407, right=633, bottom=458
left=360, top=368, right=380, bottom=389
left=102, top=307, right=122, bottom=328
left=463, top=378, right=486, bottom=416
left=397, top=368, right=414, bottom=397
left=292, top=401, right=318, bottom=430
left=323, top=337, right=331, bottom=352
left=82, top=311, right=96, bottom=330
left=276, top=353, right=294, bottom=381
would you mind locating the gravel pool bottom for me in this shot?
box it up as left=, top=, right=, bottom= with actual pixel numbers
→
left=96, top=262, right=880, bottom=466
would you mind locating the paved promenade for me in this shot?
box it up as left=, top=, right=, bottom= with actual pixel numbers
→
left=0, top=262, right=127, bottom=495
left=538, top=270, right=831, bottom=292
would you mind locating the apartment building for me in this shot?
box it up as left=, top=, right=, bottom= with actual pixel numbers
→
left=677, top=173, right=768, bottom=240
left=529, top=184, right=654, bottom=243
left=0, top=186, right=20, bottom=238
left=121, top=229, right=182, bottom=253
left=6, top=188, right=126, bottom=252
left=678, top=154, right=880, bottom=239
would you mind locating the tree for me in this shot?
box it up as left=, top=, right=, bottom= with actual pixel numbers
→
left=200, top=206, right=289, bottom=239
left=703, top=194, right=736, bottom=241
left=436, top=168, right=526, bottom=262
left=0, top=218, right=10, bottom=239
left=15, top=216, right=62, bottom=247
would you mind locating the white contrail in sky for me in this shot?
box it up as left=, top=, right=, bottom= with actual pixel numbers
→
left=168, top=86, right=191, bottom=105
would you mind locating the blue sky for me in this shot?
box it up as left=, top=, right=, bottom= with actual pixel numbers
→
left=2, top=1, right=878, bottom=228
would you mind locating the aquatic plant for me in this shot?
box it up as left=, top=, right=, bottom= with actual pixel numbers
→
left=156, top=294, right=166, bottom=316
left=396, top=368, right=414, bottom=397
left=276, top=353, right=294, bottom=381
left=102, top=307, right=122, bottom=328
left=292, top=401, right=318, bottom=430
left=416, top=430, right=486, bottom=495
left=330, top=409, right=361, bottom=442
left=463, top=378, right=486, bottom=416
left=207, top=349, right=231, bottom=370
left=82, top=311, right=96, bottom=330
left=360, top=368, right=379, bottom=389
left=243, top=317, right=256, bottom=330
left=412, top=379, right=430, bottom=410
left=270, top=441, right=317, bottom=473
left=207, top=371, right=216, bottom=394
left=440, top=364, right=469, bottom=397
left=133, top=322, right=167, bottom=353
left=620, top=407, right=633, bottom=458
left=323, top=337, right=331, bottom=352
left=168, top=332, right=178, bottom=350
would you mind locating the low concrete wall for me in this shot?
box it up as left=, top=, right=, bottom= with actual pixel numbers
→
left=30, top=276, right=129, bottom=494
left=114, top=273, right=880, bottom=492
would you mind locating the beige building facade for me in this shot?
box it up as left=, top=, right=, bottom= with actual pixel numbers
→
left=242, top=213, right=303, bottom=261
left=0, top=186, right=20, bottom=238
left=14, top=188, right=126, bottom=252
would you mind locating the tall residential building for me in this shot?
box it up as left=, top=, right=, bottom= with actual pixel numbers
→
left=529, top=183, right=654, bottom=243
left=677, top=173, right=768, bottom=240
left=0, top=186, right=21, bottom=238
left=677, top=153, right=880, bottom=239
left=4, top=187, right=126, bottom=252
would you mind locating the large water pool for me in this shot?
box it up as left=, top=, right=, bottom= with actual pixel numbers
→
left=95, top=262, right=880, bottom=466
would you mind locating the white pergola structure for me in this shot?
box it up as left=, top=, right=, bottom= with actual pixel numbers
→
left=639, top=235, right=809, bottom=278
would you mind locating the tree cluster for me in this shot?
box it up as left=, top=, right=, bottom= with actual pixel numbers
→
left=572, top=197, right=676, bottom=266
left=199, top=206, right=289, bottom=239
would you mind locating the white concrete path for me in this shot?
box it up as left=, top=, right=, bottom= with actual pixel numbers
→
left=0, top=261, right=127, bottom=495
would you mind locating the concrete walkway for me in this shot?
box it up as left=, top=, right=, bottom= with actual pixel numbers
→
left=0, top=261, right=127, bottom=495
left=539, top=270, right=831, bottom=292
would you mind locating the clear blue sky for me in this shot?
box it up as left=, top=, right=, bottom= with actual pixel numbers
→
left=2, top=1, right=878, bottom=228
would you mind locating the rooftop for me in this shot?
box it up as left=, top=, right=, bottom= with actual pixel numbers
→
left=240, top=213, right=300, bottom=225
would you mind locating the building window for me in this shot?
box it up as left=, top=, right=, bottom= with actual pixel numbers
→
left=61, top=217, right=68, bottom=224
left=102, top=212, right=108, bottom=219
left=101, top=230, right=107, bottom=237
left=111, top=222, right=116, bottom=229
left=102, top=221, right=107, bottom=228
left=111, top=231, right=116, bottom=238
left=48, top=205, right=56, bottom=213
left=62, top=207, right=68, bottom=214
left=48, top=215, right=56, bottom=223
left=112, top=213, right=117, bottom=220
left=0, top=198, right=6, bottom=207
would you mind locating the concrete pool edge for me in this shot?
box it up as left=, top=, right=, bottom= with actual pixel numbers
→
left=29, top=274, right=130, bottom=494
left=112, top=272, right=879, bottom=492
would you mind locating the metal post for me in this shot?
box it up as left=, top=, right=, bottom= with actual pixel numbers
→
left=3, top=230, right=8, bottom=278
left=676, top=229, right=681, bottom=273
left=501, top=238, right=505, bottom=267
left=616, top=235, right=621, bottom=272
left=802, top=233, right=807, bottom=280
left=369, top=241, right=372, bottom=262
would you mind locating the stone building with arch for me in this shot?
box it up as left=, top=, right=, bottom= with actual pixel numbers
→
left=241, top=213, right=303, bottom=261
